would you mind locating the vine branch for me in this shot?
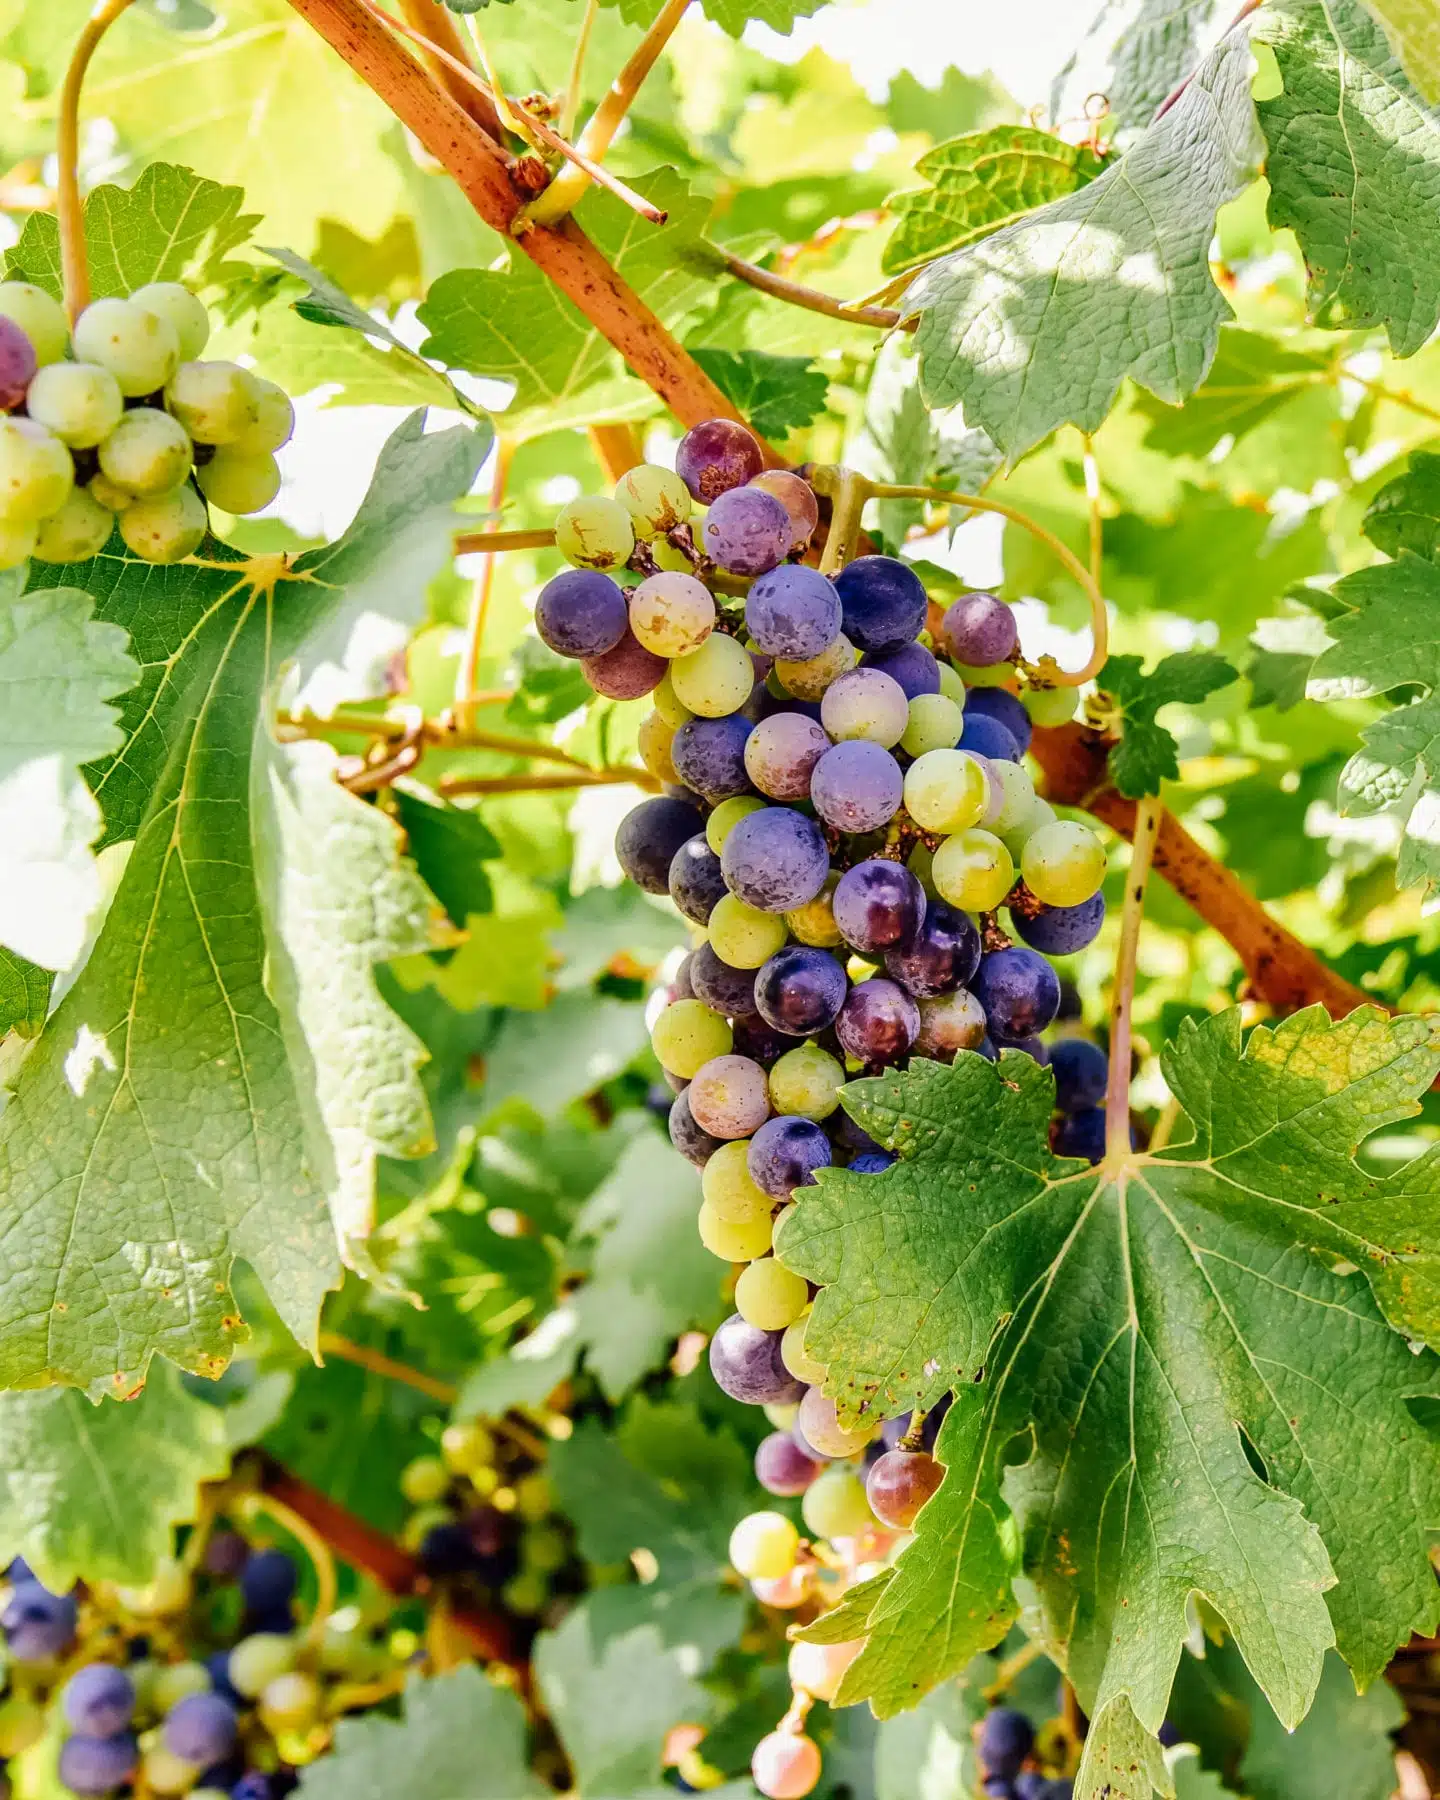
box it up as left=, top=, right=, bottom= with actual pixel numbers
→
left=396, top=0, right=501, bottom=137
left=1106, top=794, right=1160, bottom=1162
left=57, top=0, right=137, bottom=321
left=719, top=251, right=907, bottom=331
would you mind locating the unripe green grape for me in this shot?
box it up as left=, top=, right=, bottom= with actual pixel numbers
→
left=698, top=1198, right=771, bottom=1260
left=1023, top=682, right=1079, bottom=727
left=775, top=632, right=854, bottom=701
left=0, top=281, right=68, bottom=365
left=74, top=298, right=181, bottom=396
left=0, top=417, right=73, bottom=523
left=801, top=1468, right=874, bottom=1539
left=196, top=447, right=280, bottom=515
left=705, top=794, right=764, bottom=853
left=228, top=1633, right=297, bottom=1698
left=0, top=516, right=37, bottom=569
left=441, top=1418, right=494, bottom=1475
left=797, top=1387, right=876, bottom=1458
left=401, top=1502, right=451, bottom=1552
left=1021, top=819, right=1107, bottom=906
left=144, top=1747, right=200, bottom=1795
left=903, top=749, right=990, bottom=834
left=701, top=1139, right=772, bottom=1223
left=708, top=894, right=787, bottom=968
left=784, top=874, right=843, bottom=949
left=100, top=407, right=193, bottom=497
left=728, top=1510, right=799, bottom=1580
left=164, top=359, right=262, bottom=444
left=25, top=360, right=124, bottom=448
left=400, top=1454, right=450, bottom=1505
left=1000, top=797, right=1056, bottom=860
left=670, top=631, right=754, bottom=716
left=523, top=1523, right=568, bottom=1573
left=654, top=668, right=694, bottom=728
left=35, top=487, right=113, bottom=563
left=788, top=1637, right=862, bottom=1703
left=985, top=760, right=1038, bottom=835
left=907, top=840, right=936, bottom=896
left=120, top=484, right=207, bottom=564
left=650, top=996, right=733, bottom=1077
left=130, top=282, right=211, bottom=361
left=629, top=570, right=715, bottom=658
left=231, top=376, right=295, bottom=455
left=931, top=828, right=1015, bottom=911
left=90, top=471, right=135, bottom=512
left=502, top=1569, right=549, bottom=1616
left=615, top=462, right=692, bottom=538
left=191, top=1789, right=230, bottom=1800
left=952, top=659, right=1012, bottom=689
left=651, top=535, right=694, bottom=573
left=638, top=711, right=678, bottom=782
left=935, top=659, right=966, bottom=706
left=514, top=1470, right=551, bottom=1521
left=768, top=1043, right=844, bottom=1120
left=151, top=1660, right=210, bottom=1711
left=900, top=692, right=964, bottom=757
left=781, top=1310, right=826, bottom=1385
left=0, top=1696, right=44, bottom=1758
left=764, top=1399, right=798, bottom=1429
left=119, top=1555, right=190, bottom=1617
left=736, top=1256, right=809, bottom=1330
left=555, top=493, right=634, bottom=570
left=259, top=1671, right=321, bottom=1734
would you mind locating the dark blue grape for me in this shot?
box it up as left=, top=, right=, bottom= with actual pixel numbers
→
left=721, top=807, right=829, bottom=912
left=1055, top=1106, right=1133, bottom=1162
left=63, top=1666, right=135, bottom=1737
left=1013, top=1777, right=1048, bottom=1800
left=832, top=859, right=924, bottom=954
left=4, top=1580, right=77, bottom=1660
left=419, top=1523, right=481, bottom=1578
left=810, top=739, right=903, bottom=833
left=671, top=715, right=754, bottom=802
left=709, top=1314, right=804, bottom=1405
left=958, top=713, right=1022, bottom=763
left=754, top=946, right=848, bottom=1035
left=837, top=977, right=919, bottom=1065
left=1050, top=1039, right=1108, bottom=1113
left=670, top=952, right=696, bottom=1001
left=1156, top=1723, right=1181, bottom=1749
left=963, top=686, right=1031, bottom=752
left=1012, top=892, right=1105, bottom=956
left=834, top=555, right=927, bottom=655
left=982, top=1778, right=1017, bottom=1798
left=239, top=1548, right=297, bottom=1615
left=206, top=1651, right=243, bottom=1706
left=975, top=1036, right=998, bottom=1061
left=732, top=1015, right=792, bottom=1065
left=973, top=947, right=1060, bottom=1041
left=534, top=569, right=628, bottom=658
left=832, top=1112, right=884, bottom=1155
left=863, top=641, right=940, bottom=697
left=702, top=485, right=790, bottom=576
left=616, top=796, right=705, bottom=895
left=849, top=1151, right=895, bottom=1174
left=1056, top=978, right=1082, bottom=1021
left=232, top=1774, right=275, bottom=1800
left=747, top=1115, right=832, bottom=1198
left=58, top=1734, right=138, bottom=1796
left=979, top=1708, right=1035, bottom=1779
left=669, top=1089, right=721, bottom=1167
left=668, top=834, right=728, bottom=925
left=5, top=1557, right=32, bottom=1582
left=746, top=564, right=842, bottom=660
left=690, top=943, right=761, bottom=1017
left=164, top=1694, right=238, bottom=1765
left=1004, top=1036, right=1050, bottom=1064
left=884, top=898, right=980, bottom=997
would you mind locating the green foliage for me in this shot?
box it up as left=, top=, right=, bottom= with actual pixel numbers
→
left=689, top=348, right=829, bottom=438
left=1099, top=651, right=1238, bottom=795
left=1051, top=0, right=1237, bottom=132
left=1360, top=0, right=1440, bottom=98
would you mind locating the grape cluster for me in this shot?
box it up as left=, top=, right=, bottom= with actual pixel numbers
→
left=534, top=419, right=1114, bottom=1798
left=0, top=280, right=292, bottom=568
left=976, top=1706, right=1075, bottom=1799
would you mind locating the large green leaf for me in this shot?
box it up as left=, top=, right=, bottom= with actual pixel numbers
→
left=1051, top=0, right=1238, bottom=133
left=1360, top=0, right=1440, bottom=98
left=778, top=1008, right=1440, bottom=1738
left=902, top=31, right=1261, bottom=460
left=0, top=414, right=485, bottom=1397
left=0, top=949, right=51, bottom=1041
left=1257, top=0, right=1440, bottom=355
left=1099, top=651, right=1238, bottom=796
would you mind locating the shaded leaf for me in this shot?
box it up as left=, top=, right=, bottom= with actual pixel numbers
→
left=1099, top=651, right=1238, bottom=795
left=392, top=787, right=499, bottom=929
left=0, top=948, right=51, bottom=1041
left=1360, top=0, right=1440, bottom=99
left=1051, top=0, right=1238, bottom=133
left=690, top=348, right=829, bottom=438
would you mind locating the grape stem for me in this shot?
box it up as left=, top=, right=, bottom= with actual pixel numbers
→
left=438, top=767, right=657, bottom=796
left=319, top=1331, right=457, bottom=1403
left=456, top=438, right=513, bottom=731
left=588, top=422, right=646, bottom=481
left=719, top=251, right=908, bottom=331
left=560, top=0, right=600, bottom=140
left=455, top=525, right=556, bottom=555
left=57, top=0, right=138, bottom=323
left=237, top=1489, right=341, bottom=1651
left=812, top=466, right=870, bottom=576
left=1104, top=793, right=1161, bottom=1165
left=396, top=0, right=502, bottom=139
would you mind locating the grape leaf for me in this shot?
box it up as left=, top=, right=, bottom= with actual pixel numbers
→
left=689, top=348, right=829, bottom=438
left=778, top=1007, right=1440, bottom=1734
left=1137, top=328, right=1334, bottom=458
left=901, top=30, right=1262, bottom=460
left=601, top=0, right=827, bottom=34
left=0, top=585, right=136, bottom=971
left=1051, top=0, right=1238, bottom=133
left=1075, top=1697, right=1176, bottom=1800
left=296, top=1665, right=544, bottom=1800
left=1099, top=651, right=1238, bottom=796
left=0, top=414, right=485, bottom=1397
left=0, top=949, right=51, bottom=1041
left=1239, top=1645, right=1403, bottom=1800
left=1256, top=0, right=1440, bottom=355
left=882, top=127, right=1107, bottom=277
left=391, top=788, right=499, bottom=929
left=1336, top=692, right=1440, bottom=893
left=0, top=1363, right=230, bottom=1589
left=4, top=162, right=257, bottom=300
left=480, top=991, right=651, bottom=1119
left=1360, top=0, right=1440, bottom=99
left=1361, top=447, right=1440, bottom=561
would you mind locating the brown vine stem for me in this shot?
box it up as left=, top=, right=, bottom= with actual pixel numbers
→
left=319, top=1330, right=457, bottom=1402
left=588, top=422, right=645, bottom=481
left=1106, top=794, right=1161, bottom=1163
left=456, top=438, right=512, bottom=730
left=439, top=767, right=656, bottom=795
left=719, top=251, right=906, bottom=331
left=57, top=0, right=137, bottom=321
left=396, top=0, right=500, bottom=138
left=813, top=466, right=872, bottom=575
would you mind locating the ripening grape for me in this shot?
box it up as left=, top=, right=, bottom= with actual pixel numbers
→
left=0, top=282, right=68, bottom=365
left=614, top=462, right=692, bottom=538
left=836, top=977, right=919, bottom=1065
left=63, top=1665, right=135, bottom=1736
left=751, top=1566, right=810, bottom=1607
left=258, top=1671, right=320, bottom=1734
left=100, top=407, right=193, bottom=497
left=0, top=316, right=36, bottom=412
left=131, top=282, right=212, bottom=361
left=164, top=1693, right=238, bottom=1765
left=689, top=944, right=760, bottom=1017
left=902, top=748, right=990, bottom=834
left=672, top=715, right=754, bottom=802
left=768, top=1043, right=844, bottom=1119
left=74, top=298, right=181, bottom=396
left=35, top=487, right=114, bottom=563
left=1021, top=819, right=1107, bottom=907
left=746, top=563, right=841, bottom=660
left=721, top=807, right=830, bottom=913
left=821, top=666, right=909, bottom=747
left=834, top=555, right=927, bottom=655
left=788, top=1639, right=862, bottom=1703
left=141, top=1747, right=198, bottom=1797
left=753, top=946, right=847, bottom=1036
left=650, top=998, right=733, bottom=1078
left=985, top=760, right=1039, bottom=835
left=582, top=628, right=666, bottom=699
left=801, top=1466, right=874, bottom=1536
left=865, top=1446, right=944, bottom=1528
left=699, top=1200, right=774, bottom=1261
left=1012, top=891, right=1105, bottom=956
left=670, top=630, right=755, bottom=716
left=441, top=1419, right=495, bottom=1474
left=709, top=893, right=790, bottom=968
left=755, top=1431, right=821, bottom=1498
left=119, top=485, right=207, bottom=563
left=149, top=1661, right=210, bottom=1711
left=810, top=739, right=903, bottom=833
left=797, top=1387, right=875, bottom=1458
left=629, top=570, right=715, bottom=657
left=744, top=710, right=831, bottom=801
left=1023, top=683, right=1080, bottom=727
left=638, top=711, right=678, bottom=782
left=0, top=516, right=37, bottom=569
left=729, top=1511, right=799, bottom=1581
left=831, top=859, right=925, bottom=955
left=735, top=1257, right=810, bottom=1330
left=675, top=417, right=763, bottom=502
left=780, top=1311, right=826, bottom=1385
left=702, top=1139, right=773, bottom=1223
left=747, top=1114, right=831, bottom=1199
left=710, top=1312, right=802, bottom=1404
left=965, top=686, right=1032, bottom=753
left=885, top=898, right=981, bottom=999
left=555, top=494, right=635, bottom=570
left=774, top=631, right=854, bottom=700
left=900, top=692, right=964, bottom=757
left=931, top=829, right=1015, bottom=912
left=973, top=947, right=1061, bottom=1041
left=750, top=469, right=819, bottom=549
left=59, top=1735, right=140, bottom=1797
left=653, top=668, right=693, bottom=728
left=753, top=1731, right=822, bottom=1800
left=196, top=448, right=281, bottom=515
left=25, top=360, right=123, bottom=449
left=0, top=417, right=72, bottom=522
left=226, top=1632, right=296, bottom=1699
left=704, top=794, right=764, bottom=854
left=688, top=1052, right=771, bottom=1138
left=942, top=592, right=1018, bottom=666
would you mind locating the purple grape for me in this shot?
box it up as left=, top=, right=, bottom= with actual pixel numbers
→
left=233, top=1775, right=276, bottom=1800
left=240, top=1548, right=297, bottom=1614
left=810, top=740, right=903, bottom=833
left=1005, top=1036, right=1050, bottom=1064
left=207, top=1650, right=243, bottom=1706
left=754, top=946, right=848, bottom=1035
left=863, top=641, right=940, bottom=697
left=709, top=1313, right=804, bottom=1405
left=979, top=1709, right=1035, bottom=1779
left=983, top=1779, right=1018, bottom=1800
left=1050, top=1039, right=1108, bottom=1113
left=958, top=713, right=1022, bottom=763
left=721, top=806, right=830, bottom=912
left=963, top=686, right=1032, bottom=752
left=944, top=594, right=1018, bottom=666
left=976, top=1036, right=998, bottom=1061
left=63, top=1667, right=135, bottom=1737
left=1055, top=1106, right=1111, bottom=1162
left=755, top=1431, right=821, bottom=1496
left=1056, top=978, right=1083, bottom=1021
left=4, top=1580, right=77, bottom=1660
left=1011, top=893, right=1105, bottom=955
left=0, top=316, right=37, bottom=412
left=746, top=564, right=843, bottom=660
left=670, top=714, right=754, bottom=801
left=204, top=1530, right=250, bottom=1579
left=669, top=834, right=728, bottom=925
left=164, top=1693, right=239, bottom=1765
left=1157, top=1724, right=1182, bottom=1750
left=675, top=419, right=764, bottom=502
left=616, top=796, right=704, bottom=894
left=669, top=1088, right=719, bottom=1166
left=581, top=628, right=666, bottom=699
left=534, top=568, right=628, bottom=658
left=759, top=689, right=824, bottom=724
left=690, top=942, right=761, bottom=1016
left=671, top=952, right=696, bottom=1001
left=833, top=555, right=928, bottom=655
left=883, top=898, right=980, bottom=997
left=880, top=1394, right=948, bottom=1450
left=744, top=710, right=831, bottom=800
left=747, top=1115, right=832, bottom=1198
left=837, top=977, right=919, bottom=1064
left=702, top=486, right=791, bottom=576
left=688, top=1053, right=771, bottom=1137
left=973, top=947, right=1061, bottom=1042
left=732, top=1015, right=793, bottom=1064
left=58, top=1734, right=138, bottom=1796
left=833, top=1112, right=884, bottom=1154
left=849, top=1151, right=895, bottom=1173
left=832, top=859, right=924, bottom=954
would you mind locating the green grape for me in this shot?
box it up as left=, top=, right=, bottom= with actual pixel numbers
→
left=25, top=361, right=124, bottom=448
left=259, top=1671, right=321, bottom=1733
left=0, top=417, right=73, bottom=523
left=514, top=1470, right=551, bottom=1521
left=952, top=659, right=1012, bottom=689
left=801, top=1469, right=873, bottom=1542
left=191, top=1789, right=231, bottom=1800
left=0, top=1696, right=44, bottom=1758
left=400, top=1454, right=450, bottom=1504
left=651, top=536, right=694, bottom=573
left=151, top=1660, right=210, bottom=1711
left=638, top=711, right=678, bottom=783
left=89, top=471, right=135, bottom=513
left=119, top=1555, right=191, bottom=1617
left=653, top=668, right=694, bottom=728
left=986, top=760, right=1038, bottom=835
left=502, top=1569, right=549, bottom=1616
left=228, top=1632, right=297, bottom=1698
left=99, top=407, right=193, bottom=497
left=522, top=1524, right=568, bottom=1573
left=903, top=749, right=990, bottom=834
left=231, top=376, right=295, bottom=455
left=650, top=996, right=733, bottom=1077
left=1023, top=683, right=1079, bottom=726
left=763, top=1399, right=798, bottom=1429
left=788, top=1638, right=862, bottom=1703
left=164, top=360, right=262, bottom=445
left=555, top=494, right=634, bottom=570
left=797, top=1388, right=875, bottom=1458
left=784, top=874, right=843, bottom=948
left=736, top=1256, right=808, bottom=1329
left=900, top=692, right=964, bottom=756
left=35, top=487, right=114, bottom=563
left=907, top=839, right=936, bottom=896
left=0, top=281, right=68, bottom=365
left=935, top=659, right=966, bottom=706
left=701, top=1139, right=772, bottom=1223
left=768, top=1043, right=844, bottom=1120
left=775, top=631, right=854, bottom=701
left=728, top=1510, right=799, bottom=1580
left=698, top=1198, right=771, bottom=1261
left=781, top=1310, right=826, bottom=1385
left=441, top=1419, right=495, bottom=1475
left=143, top=1747, right=200, bottom=1795
left=931, top=828, right=1015, bottom=911
left=708, top=894, right=788, bottom=969
left=196, top=447, right=280, bottom=515
left=614, top=462, right=692, bottom=538
left=1000, top=797, right=1056, bottom=860
left=73, top=298, right=181, bottom=396
left=120, top=485, right=207, bottom=563
left=130, top=282, right=211, bottom=361
left=629, top=570, right=716, bottom=658
left=0, top=516, right=38, bottom=570
left=1021, top=819, right=1107, bottom=906
left=670, top=631, right=754, bottom=716
left=705, top=794, right=764, bottom=853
